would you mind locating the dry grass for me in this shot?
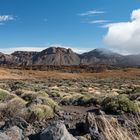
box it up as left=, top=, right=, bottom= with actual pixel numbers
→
left=0, top=67, right=140, bottom=79
left=96, top=115, right=140, bottom=140
left=28, top=104, right=54, bottom=121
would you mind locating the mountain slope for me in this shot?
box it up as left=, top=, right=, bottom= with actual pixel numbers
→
left=120, top=54, right=140, bottom=66
left=32, top=47, right=81, bottom=65
left=0, top=53, right=15, bottom=65
left=80, top=48, right=123, bottom=65
left=12, top=51, right=38, bottom=65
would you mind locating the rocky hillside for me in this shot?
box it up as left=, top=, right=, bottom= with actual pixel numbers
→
left=80, top=48, right=123, bottom=65
left=12, top=51, right=38, bottom=65
left=0, top=52, right=15, bottom=65
left=0, top=47, right=140, bottom=66
left=32, top=47, right=80, bottom=65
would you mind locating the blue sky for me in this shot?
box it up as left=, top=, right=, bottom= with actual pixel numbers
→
left=0, top=0, right=140, bottom=54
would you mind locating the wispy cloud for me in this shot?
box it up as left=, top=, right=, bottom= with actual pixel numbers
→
left=0, top=47, right=46, bottom=54
left=49, top=44, right=94, bottom=54
left=0, top=45, right=94, bottom=54
left=0, top=15, right=15, bottom=22
left=88, top=20, right=109, bottom=24
left=79, top=10, right=105, bottom=16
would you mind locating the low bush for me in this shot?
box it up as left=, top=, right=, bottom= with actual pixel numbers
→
left=1, top=96, right=27, bottom=118
left=0, top=89, right=14, bottom=101
left=28, top=105, right=54, bottom=121
left=18, top=90, right=48, bottom=102
left=47, top=91, right=61, bottom=98
left=39, top=96, right=59, bottom=110
left=10, top=81, right=27, bottom=91
left=61, top=94, right=98, bottom=106
left=101, top=94, right=139, bottom=114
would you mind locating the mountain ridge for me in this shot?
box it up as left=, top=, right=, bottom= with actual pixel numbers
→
left=0, top=47, right=140, bottom=66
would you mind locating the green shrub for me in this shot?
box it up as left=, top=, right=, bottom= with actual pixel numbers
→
left=1, top=96, right=27, bottom=118
left=21, top=91, right=37, bottom=102
left=61, top=94, right=98, bottom=106
left=39, top=97, right=59, bottom=110
left=75, top=96, right=98, bottom=106
left=47, top=91, right=61, bottom=98
left=133, top=87, right=140, bottom=93
left=0, top=89, right=14, bottom=101
left=10, top=81, right=27, bottom=91
left=101, top=94, right=139, bottom=114
left=61, top=94, right=82, bottom=105
left=20, top=90, right=48, bottom=102
left=28, top=105, right=54, bottom=121
left=38, top=91, right=49, bottom=98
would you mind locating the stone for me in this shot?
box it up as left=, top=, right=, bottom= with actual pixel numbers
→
left=22, top=137, right=29, bottom=140
left=4, top=126, right=22, bottom=140
left=85, top=113, right=102, bottom=140
left=1, top=117, right=28, bottom=130
left=0, top=126, right=22, bottom=140
left=0, top=133, right=10, bottom=140
left=40, top=121, right=77, bottom=140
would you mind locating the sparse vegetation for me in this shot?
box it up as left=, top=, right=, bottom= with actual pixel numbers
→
left=39, top=96, right=59, bottom=110
left=96, top=115, right=140, bottom=140
left=0, top=89, right=14, bottom=101
left=0, top=96, right=27, bottom=119
left=61, top=94, right=98, bottom=106
left=28, top=105, right=54, bottom=121
left=0, top=71, right=140, bottom=140
left=101, top=94, right=139, bottom=114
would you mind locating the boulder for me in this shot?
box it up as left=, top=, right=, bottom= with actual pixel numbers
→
left=0, top=126, right=22, bottom=140
left=1, top=117, right=28, bottom=130
left=5, top=126, right=22, bottom=140
left=40, top=121, right=77, bottom=140
left=85, top=113, right=102, bottom=140
left=0, top=133, right=10, bottom=140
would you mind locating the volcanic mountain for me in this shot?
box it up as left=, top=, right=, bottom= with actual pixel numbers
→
left=0, top=46, right=140, bottom=66
left=80, top=48, right=123, bottom=65
left=32, top=47, right=81, bottom=65
left=11, top=51, right=38, bottom=65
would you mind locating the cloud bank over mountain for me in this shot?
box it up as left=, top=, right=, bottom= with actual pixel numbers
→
left=104, top=9, right=140, bottom=54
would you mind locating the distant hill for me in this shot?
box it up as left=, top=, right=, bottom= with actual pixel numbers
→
left=0, top=46, right=140, bottom=66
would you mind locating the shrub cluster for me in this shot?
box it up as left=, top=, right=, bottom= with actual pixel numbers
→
left=101, top=94, right=139, bottom=114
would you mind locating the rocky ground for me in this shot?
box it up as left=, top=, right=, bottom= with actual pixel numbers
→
left=0, top=76, right=140, bottom=140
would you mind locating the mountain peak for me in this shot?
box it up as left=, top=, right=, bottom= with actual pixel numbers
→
left=41, top=47, right=73, bottom=54
left=92, top=48, right=116, bottom=55
left=0, top=47, right=140, bottom=66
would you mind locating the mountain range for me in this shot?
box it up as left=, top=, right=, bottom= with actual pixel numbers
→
left=0, top=47, right=140, bottom=66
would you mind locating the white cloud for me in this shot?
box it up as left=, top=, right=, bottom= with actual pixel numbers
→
left=88, top=20, right=109, bottom=24
left=0, top=15, right=15, bottom=22
left=0, top=47, right=46, bottom=54
left=0, top=45, right=93, bottom=54
left=131, top=9, right=140, bottom=20
left=71, top=47, right=94, bottom=54
left=79, top=10, right=104, bottom=16
left=49, top=44, right=93, bottom=54
left=104, top=9, right=140, bottom=54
